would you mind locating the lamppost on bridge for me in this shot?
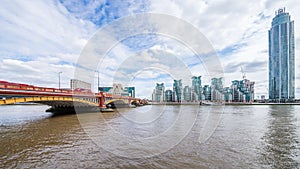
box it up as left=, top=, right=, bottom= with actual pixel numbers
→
left=58, top=71, right=62, bottom=89
left=95, top=70, right=99, bottom=92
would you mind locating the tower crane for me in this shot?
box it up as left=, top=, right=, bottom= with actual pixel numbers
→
left=240, top=66, right=246, bottom=80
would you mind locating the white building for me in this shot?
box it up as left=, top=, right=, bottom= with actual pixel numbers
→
left=70, top=79, right=91, bottom=90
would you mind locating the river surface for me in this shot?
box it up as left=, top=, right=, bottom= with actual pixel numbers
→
left=0, top=104, right=299, bottom=168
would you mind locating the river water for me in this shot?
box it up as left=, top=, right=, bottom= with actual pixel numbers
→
left=0, top=104, right=299, bottom=168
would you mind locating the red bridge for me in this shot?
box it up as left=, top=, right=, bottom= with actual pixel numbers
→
left=0, top=80, right=146, bottom=113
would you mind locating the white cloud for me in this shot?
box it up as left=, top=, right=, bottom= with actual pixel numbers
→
left=0, top=0, right=96, bottom=88
left=0, top=58, right=75, bottom=88
left=0, top=1, right=95, bottom=56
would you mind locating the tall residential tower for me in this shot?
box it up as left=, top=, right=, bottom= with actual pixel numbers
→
left=152, top=83, right=165, bottom=102
left=269, top=8, right=295, bottom=102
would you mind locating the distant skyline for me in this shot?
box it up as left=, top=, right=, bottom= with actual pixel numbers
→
left=0, top=0, right=299, bottom=99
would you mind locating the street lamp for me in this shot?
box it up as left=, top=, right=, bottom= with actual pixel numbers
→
left=58, top=72, right=62, bottom=89
left=95, top=70, right=99, bottom=92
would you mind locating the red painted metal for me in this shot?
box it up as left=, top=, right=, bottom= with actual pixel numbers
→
left=0, top=80, right=146, bottom=107
left=99, top=92, right=105, bottom=108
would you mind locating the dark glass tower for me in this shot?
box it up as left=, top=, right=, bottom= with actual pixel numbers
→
left=192, top=76, right=202, bottom=100
left=173, top=79, right=183, bottom=102
left=269, top=8, right=295, bottom=102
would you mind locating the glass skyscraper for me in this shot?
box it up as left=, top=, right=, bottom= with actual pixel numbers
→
left=191, top=76, right=202, bottom=100
left=165, top=89, right=173, bottom=102
left=173, top=79, right=183, bottom=102
left=152, top=83, right=165, bottom=102
left=183, top=86, right=191, bottom=102
left=269, top=8, right=295, bottom=102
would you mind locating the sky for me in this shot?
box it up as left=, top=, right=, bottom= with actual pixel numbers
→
left=0, top=0, right=299, bottom=99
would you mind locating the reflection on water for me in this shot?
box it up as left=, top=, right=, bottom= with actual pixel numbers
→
left=0, top=105, right=299, bottom=168
left=260, top=106, right=299, bottom=168
left=0, top=105, right=52, bottom=126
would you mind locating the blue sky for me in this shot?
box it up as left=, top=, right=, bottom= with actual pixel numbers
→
left=0, top=0, right=299, bottom=99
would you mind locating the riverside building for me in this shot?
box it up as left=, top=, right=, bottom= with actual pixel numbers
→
left=173, top=80, right=183, bottom=102
left=269, top=8, right=295, bottom=102
left=151, top=76, right=254, bottom=103
left=152, top=83, right=165, bottom=102
left=99, top=84, right=135, bottom=97
left=191, top=76, right=202, bottom=101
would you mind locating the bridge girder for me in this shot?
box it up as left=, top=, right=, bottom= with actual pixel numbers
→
left=0, top=96, right=98, bottom=107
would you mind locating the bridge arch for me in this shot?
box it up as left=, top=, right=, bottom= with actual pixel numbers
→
left=105, top=99, right=129, bottom=108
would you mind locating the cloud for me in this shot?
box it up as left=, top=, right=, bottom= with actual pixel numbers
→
left=1, top=0, right=300, bottom=99
left=0, top=58, right=75, bottom=88
left=0, top=1, right=95, bottom=57
left=0, top=0, right=149, bottom=91
left=0, top=0, right=98, bottom=89
left=224, top=60, right=267, bottom=73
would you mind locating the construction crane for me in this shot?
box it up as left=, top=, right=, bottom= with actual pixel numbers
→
left=240, top=66, right=246, bottom=80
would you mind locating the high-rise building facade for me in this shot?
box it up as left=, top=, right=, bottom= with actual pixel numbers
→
left=211, top=78, right=223, bottom=91
left=202, top=85, right=211, bottom=100
left=173, top=80, right=183, bottom=102
left=165, top=90, right=173, bottom=102
left=231, top=79, right=255, bottom=102
left=211, top=78, right=224, bottom=101
left=151, top=76, right=255, bottom=103
left=191, top=76, right=202, bottom=100
left=70, top=79, right=91, bottom=90
left=269, top=8, right=295, bottom=102
left=183, top=86, right=192, bottom=102
left=152, top=83, right=165, bottom=102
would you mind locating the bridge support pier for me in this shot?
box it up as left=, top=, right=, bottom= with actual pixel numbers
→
left=99, top=92, right=106, bottom=109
